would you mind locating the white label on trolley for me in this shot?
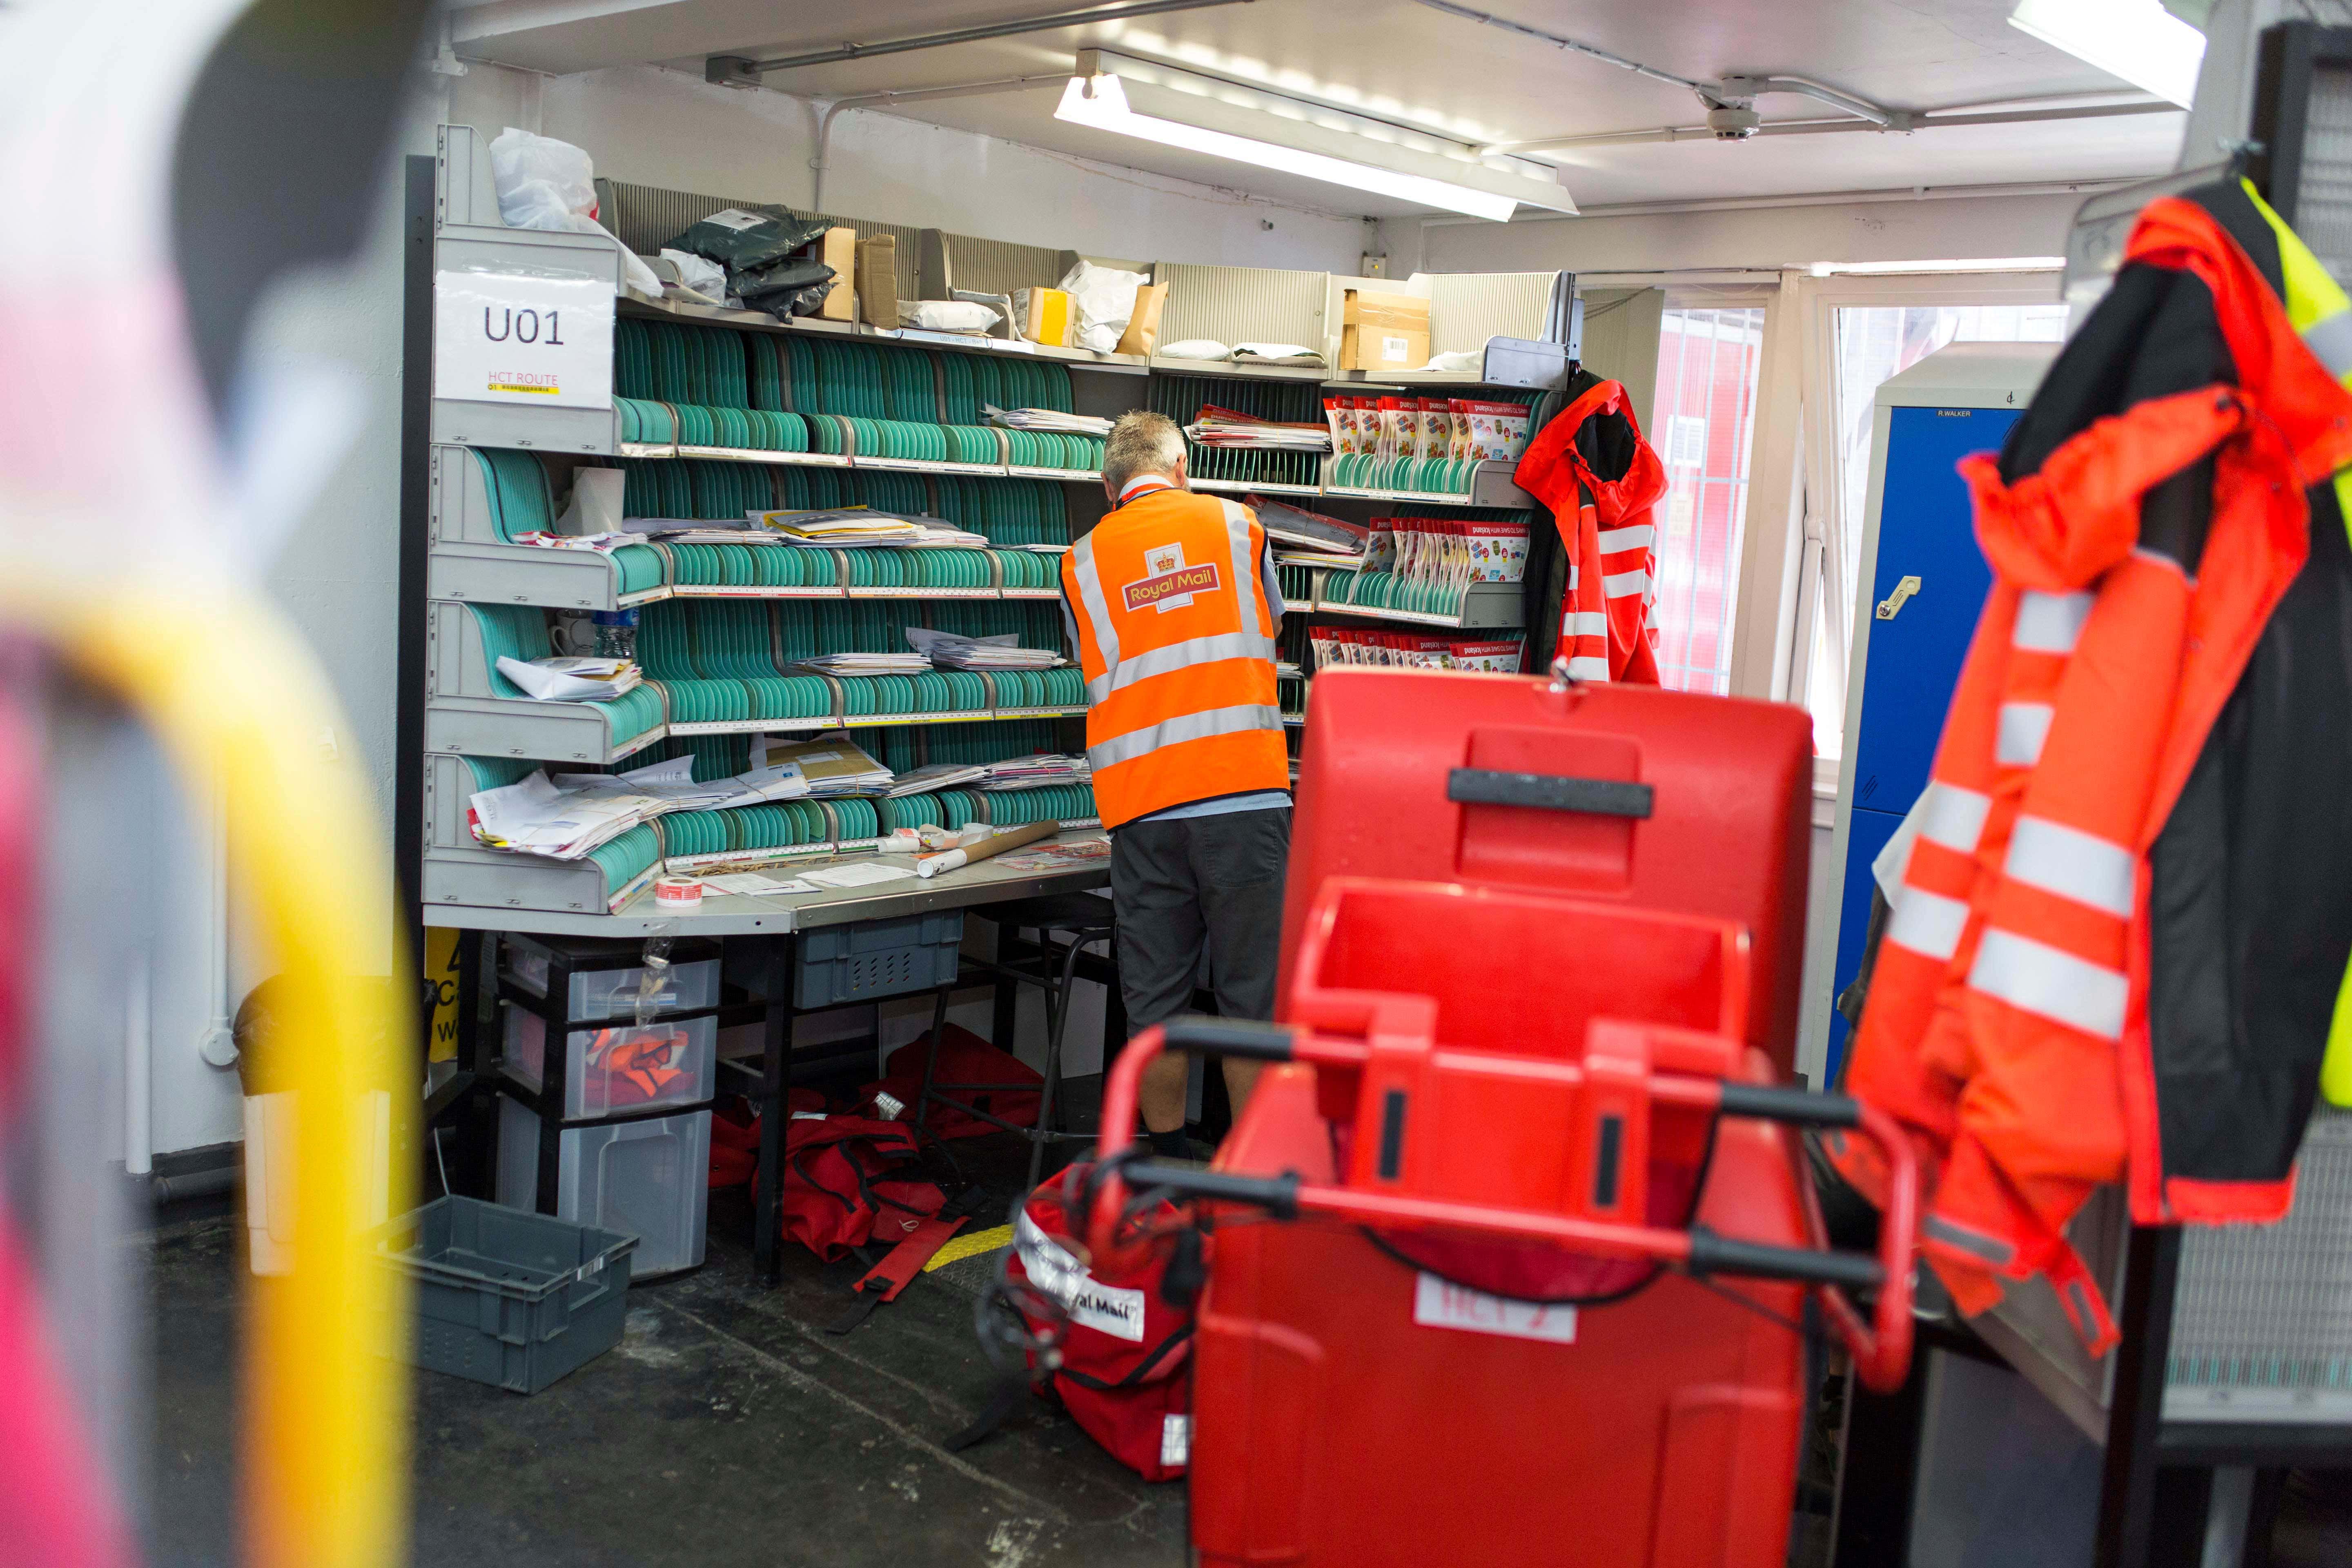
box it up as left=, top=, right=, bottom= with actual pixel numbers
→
left=1412, top=1274, right=1578, bottom=1344
left=434, top=269, right=614, bottom=409
left=1016, top=1212, right=1145, bottom=1342
left=1161, top=1413, right=1191, bottom=1468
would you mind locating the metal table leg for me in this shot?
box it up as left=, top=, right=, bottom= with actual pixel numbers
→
left=755, top=934, right=795, bottom=1287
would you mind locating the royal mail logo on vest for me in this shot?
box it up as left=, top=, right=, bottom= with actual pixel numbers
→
left=1124, top=543, right=1222, bottom=614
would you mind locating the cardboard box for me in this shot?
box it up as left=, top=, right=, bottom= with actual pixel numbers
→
left=1341, top=289, right=1430, bottom=372
left=1114, top=282, right=1168, bottom=356
left=856, top=235, right=898, bottom=328
left=815, top=227, right=856, bottom=321
left=1011, top=286, right=1075, bottom=347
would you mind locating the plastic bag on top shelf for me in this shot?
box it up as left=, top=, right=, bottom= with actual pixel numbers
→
left=899, top=299, right=1002, bottom=334
left=1057, top=259, right=1149, bottom=353
left=731, top=256, right=836, bottom=318
left=658, top=248, right=726, bottom=305
left=487, top=127, right=662, bottom=296
left=666, top=206, right=831, bottom=274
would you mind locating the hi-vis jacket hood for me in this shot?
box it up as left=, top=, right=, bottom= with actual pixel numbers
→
left=1834, top=178, right=2352, bottom=1352
left=1516, top=374, right=1667, bottom=685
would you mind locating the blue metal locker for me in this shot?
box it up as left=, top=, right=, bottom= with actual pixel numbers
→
left=1815, top=344, right=2054, bottom=1084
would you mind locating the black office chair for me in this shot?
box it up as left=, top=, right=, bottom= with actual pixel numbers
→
left=911, top=892, right=1116, bottom=1188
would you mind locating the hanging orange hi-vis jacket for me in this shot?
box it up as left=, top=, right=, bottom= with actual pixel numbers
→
left=1062, top=486, right=1289, bottom=828
left=1515, top=375, right=1665, bottom=684
left=1833, top=178, right=2352, bottom=1352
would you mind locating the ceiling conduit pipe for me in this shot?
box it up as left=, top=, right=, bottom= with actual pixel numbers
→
left=807, top=75, right=1069, bottom=211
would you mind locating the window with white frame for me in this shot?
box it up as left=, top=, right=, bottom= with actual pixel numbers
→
left=1648, top=304, right=1766, bottom=695
left=1803, top=289, right=2069, bottom=758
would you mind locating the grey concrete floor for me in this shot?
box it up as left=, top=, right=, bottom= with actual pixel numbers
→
left=146, top=1168, right=1186, bottom=1568
left=140, top=1145, right=2352, bottom=1568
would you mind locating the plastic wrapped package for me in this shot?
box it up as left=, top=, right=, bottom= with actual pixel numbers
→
left=666, top=206, right=830, bottom=274
left=1057, top=259, right=1148, bottom=353
left=659, top=248, right=726, bottom=305
left=488, top=127, right=661, bottom=296
left=732, top=257, right=837, bottom=318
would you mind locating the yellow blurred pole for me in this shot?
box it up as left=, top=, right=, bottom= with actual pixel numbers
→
left=23, top=587, right=411, bottom=1568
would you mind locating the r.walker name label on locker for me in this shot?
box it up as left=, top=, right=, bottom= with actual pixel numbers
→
left=434, top=268, right=614, bottom=411
left=1412, top=1273, right=1577, bottom=1344
left=1123, top=543, right=1221, bottom=614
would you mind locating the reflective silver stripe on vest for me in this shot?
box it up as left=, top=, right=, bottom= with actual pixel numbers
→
left=1918, top=782, right=1993, bottom=854
left=1068, top=530, right=1120, bottom=678
left=2306, top=306, right=2352, bottom=380
left=1597, top=525, right=1655, bottom=553
left=1886, top=886, right=1969, bottom=961
left=1922, top=1214, right=2017, bottom=1267
left=1563, top=655, right=1610, bottom=680
left=1995, top=702, right=2054, bottom=767
left=1967, top=928, right=2128, bottom=1040
left=1086, top=703, right=1285, bottom=771
left=1564, top=611, right=1608, bottom=637
left=2003, top=815, right=2136, bottom=919
left=1602, top=568, right=1650, bottom=598
left=1218, top=499, right=1263, bottom=634
left=1082, top=629, right=1279, bottom=703
left=2013, top=589, right=2094, bottom=654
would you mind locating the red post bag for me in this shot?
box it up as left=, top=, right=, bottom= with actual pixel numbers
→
left=782, top=1113, right=947, bottom=1261
left=706, top=1093, right=947, bottom=1261
left=997, top=1169, right=1195, bottom=1482
left=861, top=1025, right=1043, bottom=1140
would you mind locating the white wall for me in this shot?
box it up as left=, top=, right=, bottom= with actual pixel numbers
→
left=452, top=62, right=1369, bottom=272
left=1381, top=189, right=2084, bottom=278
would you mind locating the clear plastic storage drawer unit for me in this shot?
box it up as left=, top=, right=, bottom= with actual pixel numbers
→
left=501, top=931, right=722, bottom=1022
left=496, top=1096, right=710, bottom=1278
left=500, top=1009, right=718, bottom=1120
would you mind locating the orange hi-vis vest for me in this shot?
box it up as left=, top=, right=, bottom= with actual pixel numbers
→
left=1061, top=485, right=1289, bottom=828
left=1833, top=183, right=2352, bottom=1355
left=1515, top=378, right=1666, bottom=685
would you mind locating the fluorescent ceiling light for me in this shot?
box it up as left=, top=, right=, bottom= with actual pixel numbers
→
left=2009, top=0, right=2205, bottom=109
left=1809, top=256, right=2068, bottom=275
left=1055, top=73, right=1521, bottom=221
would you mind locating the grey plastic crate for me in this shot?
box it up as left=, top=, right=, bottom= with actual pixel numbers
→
left=380, top=1196, right=635, bottom=1395
left=727, top=912, right=967, bottom=1008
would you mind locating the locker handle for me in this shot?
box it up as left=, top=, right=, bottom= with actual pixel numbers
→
left=1874, top=575, right=1921, bottom=620
left=1447, top=767, right=1653, bottom=819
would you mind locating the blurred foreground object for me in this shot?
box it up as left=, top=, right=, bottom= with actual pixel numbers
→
left=0, top=0, right=434, bottom=1563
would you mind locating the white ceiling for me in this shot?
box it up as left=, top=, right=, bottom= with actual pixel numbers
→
left=450, top=0, right=2188, bottom=218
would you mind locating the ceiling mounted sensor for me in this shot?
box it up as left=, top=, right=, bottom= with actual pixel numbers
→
left=2008, top=0, right=2207, bottom=108
left=1053, top=49, right=1575, bottom=220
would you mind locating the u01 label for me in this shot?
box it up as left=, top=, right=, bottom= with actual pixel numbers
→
left=1412, top=1272, right=1577, bottom=1344
left=434, top=268, right=614, bottom=410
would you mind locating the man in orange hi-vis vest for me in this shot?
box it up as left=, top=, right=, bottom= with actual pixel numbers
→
left=1061, top=411, right=1292, bottom=1157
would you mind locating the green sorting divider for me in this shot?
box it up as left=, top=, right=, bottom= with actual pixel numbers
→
left=590, top=824, right=664, bottom=896
left=982, top=783, right=1098, bottom=826
left=616, top=319, right=655, bottom=400
left=830, top=798, right=881, bottom=840
left=461, top=755, right=540, bottom=793
left=469, top=449, right=553, bottom=543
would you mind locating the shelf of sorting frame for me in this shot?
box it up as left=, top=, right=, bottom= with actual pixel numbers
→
left=1148, top=355, right=1332, bottom=382
left=423, top=827, right=1115, bottom=932
left=1299, top=574, right=1527, bottom=631
left=620, top=294, right=1152, bottom=376
left=662, top=705, right=1088, bottom=739
left=428, top=542, right=1067, bottom=611
left=425, top=600, right=1081, bottom=759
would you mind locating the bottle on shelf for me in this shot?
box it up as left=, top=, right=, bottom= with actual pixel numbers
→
left=592, top=608, right=639, bottom=660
